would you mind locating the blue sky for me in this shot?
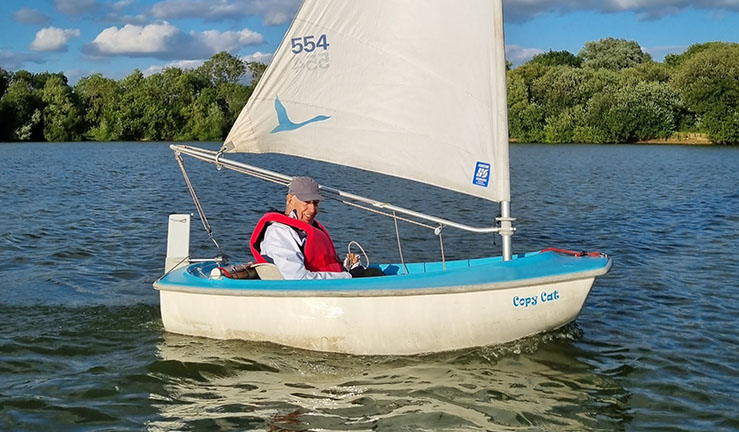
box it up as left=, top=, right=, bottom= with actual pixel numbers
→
left=1, top=0, right=737, bottom=84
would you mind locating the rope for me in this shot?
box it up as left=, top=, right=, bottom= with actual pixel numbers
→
left=174, top=152, right=226, bottom=257
left=435, top=225, right=446, bottom=270
left=339, top=200, right=436, bottom=230
left=541, top=248, right=603, bottom=258
left=392, top=211, right=408, bottom=274
left=347, top=240, right=370, bottom=267
left=156, top=255, right=190, bottom=282
left=336, top=199, right=449, bottom=272
left=226, top=163, right=290, bottom=187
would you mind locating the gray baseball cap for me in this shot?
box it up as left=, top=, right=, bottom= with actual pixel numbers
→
left=288, top=176, right=323, bottom=202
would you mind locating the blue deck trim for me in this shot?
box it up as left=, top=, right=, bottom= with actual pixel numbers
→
left=156, top=250, right=611, bottom=293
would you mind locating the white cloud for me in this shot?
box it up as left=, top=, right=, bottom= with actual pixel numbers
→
left=506, top=44, right=545, bottom=66
left=503, top=0, right=739, bottom=22
left=54, top=0, right=98, bottom=16
left=84, top=22, right=264, bottom=60
left=152, top=0, right=240, bottom=19
left=138, top=51, right=272, bottom=81
left=198, top=29, right=263, bottom=52
left=113, top=0, right=135, bottom=10
left=30, top=27, right=81, bottom=52
left=13, top=8, right=52, bottom=25
left=142, top=59, right=206, bottom=76
left=63, top=68, right=87, bottom=85
left=0, top=49, right=45, bottom=70
left=85, top=23, right=184, bottom=57
left=150, top=0, right=300, bottom=25
left=645, top=44, right=690, bottom=60
left=264, top=10, right=291, bottom=26
left=243, top=51, right=273, bottom=64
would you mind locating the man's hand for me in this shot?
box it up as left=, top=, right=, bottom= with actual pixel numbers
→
left=343, top=253, right=360, bottom=271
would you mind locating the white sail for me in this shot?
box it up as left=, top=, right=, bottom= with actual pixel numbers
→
left=224, top=0, right=510, bottom=202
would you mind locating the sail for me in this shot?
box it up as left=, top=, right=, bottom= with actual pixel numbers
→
left=224, top=0, right=510, bottom=202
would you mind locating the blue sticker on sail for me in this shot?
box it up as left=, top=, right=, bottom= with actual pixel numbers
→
left=271, top=96, right=330, bottom=133
left=473, top=162, right=491, bottom=187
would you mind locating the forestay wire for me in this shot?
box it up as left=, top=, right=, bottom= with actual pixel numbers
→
left=174, top=151, right=226, bottom=257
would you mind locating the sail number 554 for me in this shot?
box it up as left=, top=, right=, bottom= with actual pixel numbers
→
left=291, top=34, right=329, bottom=54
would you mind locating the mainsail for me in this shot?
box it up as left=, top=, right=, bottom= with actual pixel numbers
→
left=224, top=0, right=510, bottom=203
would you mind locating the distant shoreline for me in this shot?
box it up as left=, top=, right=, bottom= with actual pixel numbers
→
left=510, top=132, right=725, bottom=146
left=2, top=133, right=734, bottom=146
left=636, top=132, right=714, bottom=145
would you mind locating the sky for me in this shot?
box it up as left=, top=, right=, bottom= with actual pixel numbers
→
left=0, top=0, right=737, bottom=84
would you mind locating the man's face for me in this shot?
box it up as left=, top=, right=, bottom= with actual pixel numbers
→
left=286, top=194, right=320, bottom=224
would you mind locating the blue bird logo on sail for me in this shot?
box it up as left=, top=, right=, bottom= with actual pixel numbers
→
left=270, top=96, right=330, bottom=133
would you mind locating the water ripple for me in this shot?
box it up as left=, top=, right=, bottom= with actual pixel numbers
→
left=1, top=142, right=738, bottom=430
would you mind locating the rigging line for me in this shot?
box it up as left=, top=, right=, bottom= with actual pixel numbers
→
left=211, top=161, right=423, bottom=275
left=174, top=145, right=501, bottom=234
left=179, top=148, right=451, bottom=269
left=217, top=159, right=438, bottom=233
left=156, top=255, right=190, bottom=281
left=178, top=149, right=290, bottom=187
left=435, top=226, right=446, bottom=270
left=174, top=151, right=225, bottom=256
left=226, top=164, right=290, bottom=187
left=393, top=211, right=409, bottom=275
left=338, top=199, right=436, bottom=230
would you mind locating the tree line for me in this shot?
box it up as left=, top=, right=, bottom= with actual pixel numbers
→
left=0, top=52, right=265, bottom=143
left=1, top=40, right=738, bottom=144
left=508, top=39, right=739, bottom=144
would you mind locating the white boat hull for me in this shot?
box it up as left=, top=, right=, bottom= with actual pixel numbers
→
left=157, top=275, right=596, bottom=355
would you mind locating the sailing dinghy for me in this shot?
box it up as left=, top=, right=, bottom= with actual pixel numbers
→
left=153, top=0, right=612, bottom=355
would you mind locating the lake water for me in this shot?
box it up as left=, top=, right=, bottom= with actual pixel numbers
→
left=1, top=142, right=737, bottom=431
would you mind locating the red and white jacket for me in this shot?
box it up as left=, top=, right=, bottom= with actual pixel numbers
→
left=250, top=211, right=349, bottom=279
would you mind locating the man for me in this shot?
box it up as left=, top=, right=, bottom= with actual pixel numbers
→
left=250, top=176, right=367, bottom=280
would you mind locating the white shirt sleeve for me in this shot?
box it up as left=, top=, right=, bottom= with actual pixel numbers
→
left=259, top=223, right=351, bottom=280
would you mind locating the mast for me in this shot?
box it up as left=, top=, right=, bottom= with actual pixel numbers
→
left=499, top=201, right=514, bottom=261
left=493, top=0, right=514, bottom=261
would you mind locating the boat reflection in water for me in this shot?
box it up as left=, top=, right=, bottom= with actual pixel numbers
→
left=149, top=330, right=629, bottom=430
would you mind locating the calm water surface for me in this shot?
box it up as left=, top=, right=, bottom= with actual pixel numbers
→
left=1, top=142, right=737, bottom=431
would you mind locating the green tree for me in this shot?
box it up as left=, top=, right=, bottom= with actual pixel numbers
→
left=530, top=66, right=596, bottom=118
left=117, top=69, right=147, bottom=140
left=41, top=75, right=82, bottom=141
left=584, top=81, right=680, bottom=143
left=0, top=67, right=10, bottom=97
left=198, top=51, right=247, bottom=85
left=13, top=70, right=34, bottom=84
left=543, top=106, right=587, bottom=143
left=182, top=87, right=229, bottom=140
left=141, top=67, right=198, bottom=140
left=217, top=81, right=251, bottom=125
left=672, top=44, right=739, bottom=143
left=529, top=50, right=582, bottom=68
left=247, top=61, right=267, bottom=88
left=31, top=71, right=68, bottom=90
left=0, top=74, right=43, bottom=141
left=75, top=73, right=123, bottom=140
left=621, top=61, right=671, bottom=84
left=664, top=42, right=734, bottom=68
left=518, top=66, right=620, bottom=143
left=0, top=68, right=13, bottom=140
left=507, top=63, right=548, bottom=143
left=579, top=37, right=652, bottom=70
